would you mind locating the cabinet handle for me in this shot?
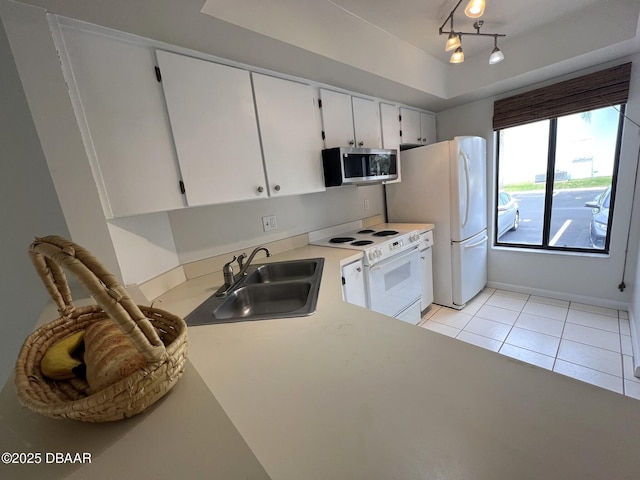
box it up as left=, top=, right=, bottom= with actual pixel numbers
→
left=422, top=138, right=427, bottom=142
left=274, top=184, right=281, bottom=192
left=417, top=137, right=421, bottom=141
left=257, top=186, right=264, bottom=193
left=356, top=267, right=362, bottom=272
left=348, top=140, right=355, bottom=146
left=358, top=141, right=364, bottom=146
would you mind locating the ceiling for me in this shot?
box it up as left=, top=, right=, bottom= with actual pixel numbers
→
left=200, top=0, right=640, bottom=110
left=326, top=0, right=602, bottom=60
left=10, top=0, right=640, bottom=112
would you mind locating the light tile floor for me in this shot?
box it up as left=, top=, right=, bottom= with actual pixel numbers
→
left=420, top=288, right=640, bottom=400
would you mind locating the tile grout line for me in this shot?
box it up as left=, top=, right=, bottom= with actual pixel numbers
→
left=551, top=303, right=570, bottom=372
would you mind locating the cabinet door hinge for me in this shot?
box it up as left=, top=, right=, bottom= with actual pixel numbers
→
left=321, top=131, right=326, bottom=141
left=341, top=276, right=345, bottom=286
left=398, top=114, right=402, bottom=122
left=155, top=66, right=162, bottom=82
left=399, top=130, right=403, bottom=138
left=318, top=99, right=322, bottom=109
left=179, top=180, right=186, bottom=194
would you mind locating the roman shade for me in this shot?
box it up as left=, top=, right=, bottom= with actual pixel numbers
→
left=493, top=63, right=632, bottom=131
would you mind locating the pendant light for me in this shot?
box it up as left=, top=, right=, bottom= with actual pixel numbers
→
left=445, top=32, right=461, bottom=51
left=450, top=46, right=464, bottom=64
left=488, top=36, right=504, bottom=64
left=464, top=0, right=485, bottom=19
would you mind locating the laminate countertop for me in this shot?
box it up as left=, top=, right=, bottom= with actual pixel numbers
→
left=2, top=241, right=640, bottom=479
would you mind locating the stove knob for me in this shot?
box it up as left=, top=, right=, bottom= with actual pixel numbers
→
left=368, top=251, right=376, bottom=261
left=376, top=248, right=383, bottom=258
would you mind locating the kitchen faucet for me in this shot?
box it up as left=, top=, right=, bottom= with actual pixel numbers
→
left=217, top=246, right=271, bottom=296
left=235, top=246, right=271, bottom=279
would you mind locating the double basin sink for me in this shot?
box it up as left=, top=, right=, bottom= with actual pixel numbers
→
left=186, top=258, right=324, bottom=326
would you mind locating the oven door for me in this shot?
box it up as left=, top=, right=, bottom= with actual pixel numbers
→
left=365, top=247, right=422, bottom=318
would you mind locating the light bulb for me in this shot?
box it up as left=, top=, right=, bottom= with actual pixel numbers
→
left=450, top=47, right=464, bottom=64
left=445, top=33, right=461, bottom=52
left=464, top=0, right=485, bottom=19
left=489, top=46, right=504, bottom=64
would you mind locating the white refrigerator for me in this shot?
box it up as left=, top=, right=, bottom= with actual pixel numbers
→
left=386, top=136, right=487, bottom=309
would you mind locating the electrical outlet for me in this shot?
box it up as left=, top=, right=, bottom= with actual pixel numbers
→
left=262, top=215, right=277, bottom=232
left=364, top=199, right=370, bottom=211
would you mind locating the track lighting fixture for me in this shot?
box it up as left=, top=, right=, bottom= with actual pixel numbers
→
left=438, top=0, right=505, bottom=65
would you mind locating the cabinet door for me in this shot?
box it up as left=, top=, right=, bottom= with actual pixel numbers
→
left=252, top=74, right=325, bottom=196
left=320, top=89, right=355, bottom=147
left=352, top=97, right=381, bottom=148
left=400, top=107, right=421, bottom=145
left=420, top=247, right=434, bottom=310
left=420, top=112, right=437, bottom=145
left=380, top=103, right=401, bottom=151
left=341, top=259, right=367, bottom=308
left=60, top=27, right=185, bottom=218
left=380, top=103, right=402, bottom=184
left=156, top=50, right=267, bottom=206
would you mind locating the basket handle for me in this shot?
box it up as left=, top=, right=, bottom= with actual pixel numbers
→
left=29, top=235, right=166, bottom=363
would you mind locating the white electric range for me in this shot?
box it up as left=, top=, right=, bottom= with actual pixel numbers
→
left=310, top=223, right=422, bottom=324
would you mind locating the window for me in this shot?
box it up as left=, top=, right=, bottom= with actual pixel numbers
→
left=492, top=63, right=631, bottom=254
left=496, top=106, right=623, bottom=252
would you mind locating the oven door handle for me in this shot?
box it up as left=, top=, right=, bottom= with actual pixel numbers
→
left=368, top=247, right=419, bottom=271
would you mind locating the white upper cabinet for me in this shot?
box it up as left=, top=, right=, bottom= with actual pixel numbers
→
left=400, top=107, right=436, bottom=146
left=380, top=103, right=401, bottom=151
left=380, top=103, right=402, bottom=184
left=320, top=89, right=381, bottom=148
left=420, top=112, right=437, bottom=145
left=320, top=89, right=355, bottom=147
left=400, top=107, right=421, bottom=145
left=156, top=50, right=267, bottom=206
left=58, top=26, right=185, bottom=218
left=352, top=97, right=381, bottom=148
left=252, top=73, right=325, bottom=196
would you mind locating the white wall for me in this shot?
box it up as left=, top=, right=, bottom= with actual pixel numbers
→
left=0, top=15, right=70, bottom=388
left=170, top=185, right=384, bottom=264
left=437, top=57, right=640, bottom=310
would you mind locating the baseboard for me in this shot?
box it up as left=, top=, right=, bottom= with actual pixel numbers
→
left=486, top=281, right=630, bottom=311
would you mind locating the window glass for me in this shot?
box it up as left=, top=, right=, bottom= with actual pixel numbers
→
left=496, top=120, right=549, bottom=245
left=496, top=106, right=622, bottom=253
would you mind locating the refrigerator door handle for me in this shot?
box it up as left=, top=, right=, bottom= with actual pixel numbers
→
left=461, top=151, right=471, bottom=229
left=464, top=235, right=488, bottom=249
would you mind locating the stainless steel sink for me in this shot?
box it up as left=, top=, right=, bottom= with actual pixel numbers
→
left=244, top=259, right=320, bottom=284
left=186, top=258, right=324, bottom=325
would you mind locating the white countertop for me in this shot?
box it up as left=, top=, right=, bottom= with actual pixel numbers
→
left=2, top=239, right=640, bottom=479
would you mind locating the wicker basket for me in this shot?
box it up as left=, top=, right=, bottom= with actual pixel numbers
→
left=14, top=235, right=188, bottom=422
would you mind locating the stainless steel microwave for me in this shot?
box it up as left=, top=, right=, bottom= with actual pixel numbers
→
left=321, top=147, right=398, bottom=186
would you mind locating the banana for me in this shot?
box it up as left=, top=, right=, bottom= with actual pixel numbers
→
left=40, top=330, right=85, bottom=380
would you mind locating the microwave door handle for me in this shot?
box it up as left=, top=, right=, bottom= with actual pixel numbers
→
left=369, top=246, right=419, bottom=271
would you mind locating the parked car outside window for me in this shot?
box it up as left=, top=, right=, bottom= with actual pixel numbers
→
left=497, top=191, right=519, bottom=238
left=584, top=187, right=611, bottom=248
